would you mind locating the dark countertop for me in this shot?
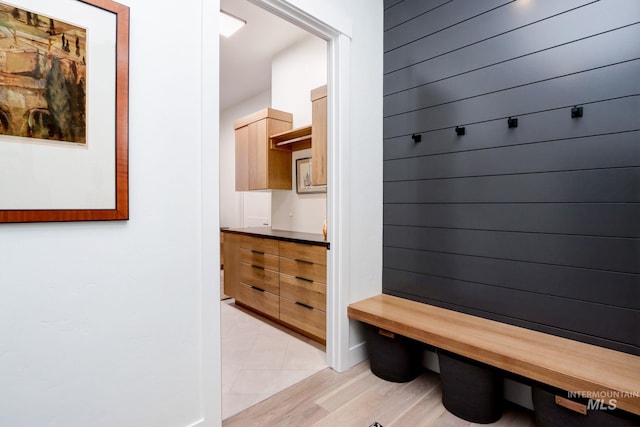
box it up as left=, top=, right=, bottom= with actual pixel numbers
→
left=221, top=227, right=330, bottom=248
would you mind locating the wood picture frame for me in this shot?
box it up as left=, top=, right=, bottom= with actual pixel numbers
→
left=0, top=0, right=129, bottom=223
left=296, top=157, right=326, bottom=194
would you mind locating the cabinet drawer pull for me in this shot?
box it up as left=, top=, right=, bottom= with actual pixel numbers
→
left=250, top=286, right=265, bottom=293
left=295, top=276, right=313, bottom=283
left=251, top=264, right=264, bottom=270
left=295, top=301, right=314, bottom=310
left=294, top=258, right=313, bottom=265
left=251, top=250, right=265, bottom=255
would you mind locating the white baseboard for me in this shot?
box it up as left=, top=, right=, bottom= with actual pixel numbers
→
left=347, top=340, right=368, bottom=369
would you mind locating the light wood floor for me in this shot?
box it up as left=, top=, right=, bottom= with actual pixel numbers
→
left=223, top=361, right=536, bottom=427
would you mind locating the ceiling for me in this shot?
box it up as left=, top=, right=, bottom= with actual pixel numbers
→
left=219, top=0, right=311, bottom=110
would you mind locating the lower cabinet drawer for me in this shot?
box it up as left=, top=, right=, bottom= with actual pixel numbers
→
left=240, top=263, right=279, bottom=295
left=279, top=297, right=326, bottom=341
left=280, top=273, right=326, bottom=311
left=280, top=257, right=326, bottom=283
left=240, top=249, right=279, bottom=271
left=279, top=241, right=326, bottom=265
left=236, top=282, right=279, bottom=319
left=240, top=235, right=279, bottom=256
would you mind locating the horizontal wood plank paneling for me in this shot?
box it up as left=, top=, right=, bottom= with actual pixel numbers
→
left=384, top=0, right=508, bottom=49
left=386, top=288, right=640, bottom=358
left=384, top=0, right=405, bottom=12
left=385, top=25, right=640, bottom=117
left=383, top=168, right=640, bottom=204
left=384, top=59, right=640, bottom=138
left=383, top=203, right=640, bottom=238
left=384, top=0, right=597, bottom=73
left=384, top=247, right=640, bottom=310
left=383, top=269, right=640, bottom=349
left=384, top=132, right=640, bottom=182
left=384, top=0, right=640, bottom=355
left=384, top=225, right=640, bottom=273
left=384, top=3, right=640, bottom=95
left=384, top=0, right=452, bottom=31
left=384, top=96, right=640, bottom=159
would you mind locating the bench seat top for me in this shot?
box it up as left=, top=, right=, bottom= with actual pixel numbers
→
left=347, top=294, right=640, bottom=416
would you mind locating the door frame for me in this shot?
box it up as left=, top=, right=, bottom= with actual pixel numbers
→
left=247, top=0, right=353, bottom=373
left=200, top=1, right=354, bottom=425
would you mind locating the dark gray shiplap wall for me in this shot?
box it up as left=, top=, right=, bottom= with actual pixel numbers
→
left=383, top=0, right=639, bottom=355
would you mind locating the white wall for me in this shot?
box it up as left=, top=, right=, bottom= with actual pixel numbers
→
left=219, top=90, right=271, bottom=228
left=339, top=2, right=384, bottom=303
left=318, top=0, right=385, bottom=366
left=271, top=35, right=327, bottom=128
left=0, top=1, right=382, bottom=426
left=264, top=0, right=384, bottom=369
left=0, top=0, right=221, bottom=426
left=220, top=33, right=328, bottom=234
left=271, top=35, right=328, bottom=233
left=271, top=148, right=326, bottom=234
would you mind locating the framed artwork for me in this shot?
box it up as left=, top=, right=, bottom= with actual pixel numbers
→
left=0, top=0, right=129, bottom=223
left=296, top=157, right=326, bottom=194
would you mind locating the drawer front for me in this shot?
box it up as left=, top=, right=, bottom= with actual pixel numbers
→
left=280, top=257, right=326, bottom=284
left=280, top=297, right=326, bottom=340
left=240, top=249, right=279, bottom=270
left=241, top=235, right=279, bottom=255
left=240, top=263, right=279, bottom=295
left=279, top=241, right=326, bottom=265
left=237, top=283, right=279, bottom=319
left=280, top=273, right=326, bottom=311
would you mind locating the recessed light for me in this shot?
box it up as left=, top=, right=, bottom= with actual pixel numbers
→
left=220, top=10, right=246, bottom=38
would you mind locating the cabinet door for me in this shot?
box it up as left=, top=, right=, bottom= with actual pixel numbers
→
left=280, top=297, right=326, bottom=341
left=248, top=120, right=269, bottom=190
left=311, top=86, right=327, bottom=186
left=235, top=126, right=249, bottom=191
left=237, top=283, right=280, bottom=319
left=233, top=108, right=293, bottom=191
left=222, top=232, right=242, bottom=298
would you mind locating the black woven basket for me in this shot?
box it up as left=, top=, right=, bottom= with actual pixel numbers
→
left=364, top=325, right=422, bottom=383
left=438, top=350, right=503, bottom=424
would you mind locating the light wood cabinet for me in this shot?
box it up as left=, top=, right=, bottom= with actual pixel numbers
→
left=235, top=235, right=280, bottom=316
left=278, top=240, right=327, bottom=343
left=222, top=231, right=328, bottom=344
left=222, top=232, right=242, bottom=298
left=234, top=87, right=327, bottom=191
left=311, top=85, right=327, bottom=186
left=234, top=108, right=293, bottom=191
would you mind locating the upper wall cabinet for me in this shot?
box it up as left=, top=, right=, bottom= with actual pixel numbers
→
left=311, top=85, right=327, bottom=186
left=234, top=108, right=293, bottom=191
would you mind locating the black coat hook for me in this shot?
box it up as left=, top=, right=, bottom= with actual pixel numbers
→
left=411, top=134, right=422, bottom=143
left=455, top=126, right=465, bottom=136
left=571, top=106, right=583, bottom=118
left=508, top=117, right=518, bottom=128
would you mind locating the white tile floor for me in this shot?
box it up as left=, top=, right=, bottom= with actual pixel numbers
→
left=221, top=299, right=327, bottom=419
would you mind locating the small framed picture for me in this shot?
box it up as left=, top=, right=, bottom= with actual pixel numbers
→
left=296, top=157, right=326, bottom=194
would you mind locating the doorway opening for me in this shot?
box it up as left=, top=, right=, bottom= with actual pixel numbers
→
left=218, top=0, right=349, bottom=419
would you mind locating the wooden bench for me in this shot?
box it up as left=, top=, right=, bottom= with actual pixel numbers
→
left=347, top=294, right=640, bottom=416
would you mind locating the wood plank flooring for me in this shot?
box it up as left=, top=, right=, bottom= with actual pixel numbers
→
left=223, top=362, right=536, bottom=427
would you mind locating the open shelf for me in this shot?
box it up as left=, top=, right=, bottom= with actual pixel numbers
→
left=270, top=125, right=312, bottom=151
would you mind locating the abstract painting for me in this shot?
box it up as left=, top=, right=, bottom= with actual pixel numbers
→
left=0, top=2, right=86, bottom=144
